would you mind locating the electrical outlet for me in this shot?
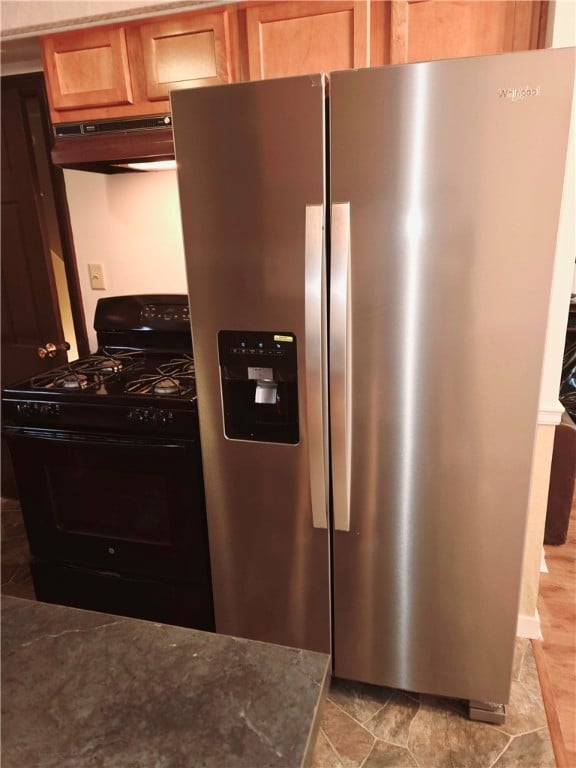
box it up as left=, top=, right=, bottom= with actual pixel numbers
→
left=88, top=263, right=106, bottom=290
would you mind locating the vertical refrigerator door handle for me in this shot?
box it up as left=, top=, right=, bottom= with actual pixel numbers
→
left=330, top=202, right=351, bottom=532
left=305, top=204, right=328, bottom=529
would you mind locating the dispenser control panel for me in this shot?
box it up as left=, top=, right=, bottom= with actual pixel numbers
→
left=217, top=330, right=299, bottom=444
left=218, top=331, right=296, bottom=362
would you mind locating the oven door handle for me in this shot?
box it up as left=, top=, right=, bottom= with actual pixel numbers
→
left=2, top=427, right=195, bottom=450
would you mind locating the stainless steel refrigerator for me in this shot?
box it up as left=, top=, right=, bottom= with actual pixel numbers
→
left=171, top=48, right=574, bottom=711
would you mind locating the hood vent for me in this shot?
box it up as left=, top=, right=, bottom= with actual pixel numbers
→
left=51, top=114, right=175, bottom=173
left=54, top=114, right=172, bottom=138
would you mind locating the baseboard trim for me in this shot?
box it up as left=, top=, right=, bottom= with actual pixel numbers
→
left=537, top=401, right=564, bottom=426
left=517, top=609, right=542, bottom=639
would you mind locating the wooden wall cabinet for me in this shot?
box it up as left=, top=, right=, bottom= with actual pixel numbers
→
left=41, top=0, right=547, bottom=125
left=238, top=0, right=545, bottom=80
left=42, top=27, right=133, bottom=113
left=42, top=7, right=239, bottom=124
left=389, top=0, right=546, bottom=64
left=243, top=1, right=375, bottom=80
left=137, top=12, right=238, bottom=102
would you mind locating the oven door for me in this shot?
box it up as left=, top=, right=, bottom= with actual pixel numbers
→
left=3, top=427, right=210, bottom=583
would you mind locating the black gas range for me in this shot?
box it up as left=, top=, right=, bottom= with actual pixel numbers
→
left=2, top=295, right=214, bottom=630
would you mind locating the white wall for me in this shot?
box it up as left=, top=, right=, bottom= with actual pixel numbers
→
left=540, top=0, right=576, bottom=406
left=64, top=169, right=188, bottom=351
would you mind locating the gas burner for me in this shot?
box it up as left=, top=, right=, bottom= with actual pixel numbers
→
left=88, top=349, right=144, bottom=374
left=125, top=355, right=196, bottom=398
left=94, top=357, right=124, bottom=374
left=154, top=377, right=180, bottom=395
left=32, top=366, right=95, bottom=391
left=55, top=373, right=89, bottom=390
left=125, top=371, right=196, bottom=398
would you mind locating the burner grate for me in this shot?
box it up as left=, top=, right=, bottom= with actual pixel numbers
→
left=157, top=354, right=195, bottom=378
left=32, top=350, right=143, bottom=391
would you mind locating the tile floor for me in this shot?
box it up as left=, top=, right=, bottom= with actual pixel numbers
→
left=0, top=497, right=564, bottom=768
left=1, top=497, right=34, bottom=600
left=311, top=638, right=553, bottom=768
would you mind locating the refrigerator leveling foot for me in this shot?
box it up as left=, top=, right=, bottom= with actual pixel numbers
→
left=468, top=700, right=506, bottom=724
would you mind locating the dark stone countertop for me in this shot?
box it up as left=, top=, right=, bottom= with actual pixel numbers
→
left=1, top=596, right=331, bottom=768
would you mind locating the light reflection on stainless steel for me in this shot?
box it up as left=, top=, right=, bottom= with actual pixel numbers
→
left=396, top=61, right=430, bottom=687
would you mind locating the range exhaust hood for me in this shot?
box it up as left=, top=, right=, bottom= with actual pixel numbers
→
left=51, top=114, right=175, bottom=173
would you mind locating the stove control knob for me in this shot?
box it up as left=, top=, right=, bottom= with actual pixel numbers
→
left=17, top=403, right=34, bottom=417
left=128, top=409, right=148, bottom=423
left=151, top=409, right=174, bottom=426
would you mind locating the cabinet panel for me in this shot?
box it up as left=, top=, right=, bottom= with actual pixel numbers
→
left=42, top=27, right=133, bottom=111
left=138, top=12, right=236, bottom=102
left=390, top=0, right=545, bottom=64
left=245, top=1, right=369, bottom=80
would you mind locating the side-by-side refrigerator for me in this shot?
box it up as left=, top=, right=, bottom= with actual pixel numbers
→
left=171, top=47, right=574, bottom=710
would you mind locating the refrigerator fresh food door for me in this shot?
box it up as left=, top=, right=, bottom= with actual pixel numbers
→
left=329, top=48, right=574, bottom=703
left=171, top=76, right=330, bottom=653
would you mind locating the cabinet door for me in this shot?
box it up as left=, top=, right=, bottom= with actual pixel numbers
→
left=245, top=1, right=369, bottom=79
left=390, top=0, right=546, bottom=64
left=137, top=10, right=238, bottom=102
left=42, top=27, right=133, bottom=112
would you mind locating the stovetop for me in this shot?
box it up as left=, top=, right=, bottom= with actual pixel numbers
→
left=2, top=350, right=198, bottom=436
left=2, top=295, right=199, bottom=438
left=18, top=350, right=196, bottom=400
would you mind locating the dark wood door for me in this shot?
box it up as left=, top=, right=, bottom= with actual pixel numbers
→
left=1, top=84, right=66, bottom=383
left=1, top=74, right=86, bottom=497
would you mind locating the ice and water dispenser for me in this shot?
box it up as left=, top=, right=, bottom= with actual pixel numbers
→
left=218, top=331, right=299, bottom=444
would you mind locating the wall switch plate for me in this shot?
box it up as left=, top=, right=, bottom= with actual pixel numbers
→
left=88, top=263, right=106, bottom=290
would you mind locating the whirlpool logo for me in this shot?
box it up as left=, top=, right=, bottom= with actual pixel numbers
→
left=498, top=85, right=541, bottom=101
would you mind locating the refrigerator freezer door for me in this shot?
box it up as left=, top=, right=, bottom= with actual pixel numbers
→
left=171, top=76, right=330, bottom=653
left=330, top=48, right=574, bottom=703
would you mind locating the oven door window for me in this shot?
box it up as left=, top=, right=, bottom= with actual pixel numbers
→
left=50, top=462, right=171, bottom=544
left=5, top=429, right=209, bottom=583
